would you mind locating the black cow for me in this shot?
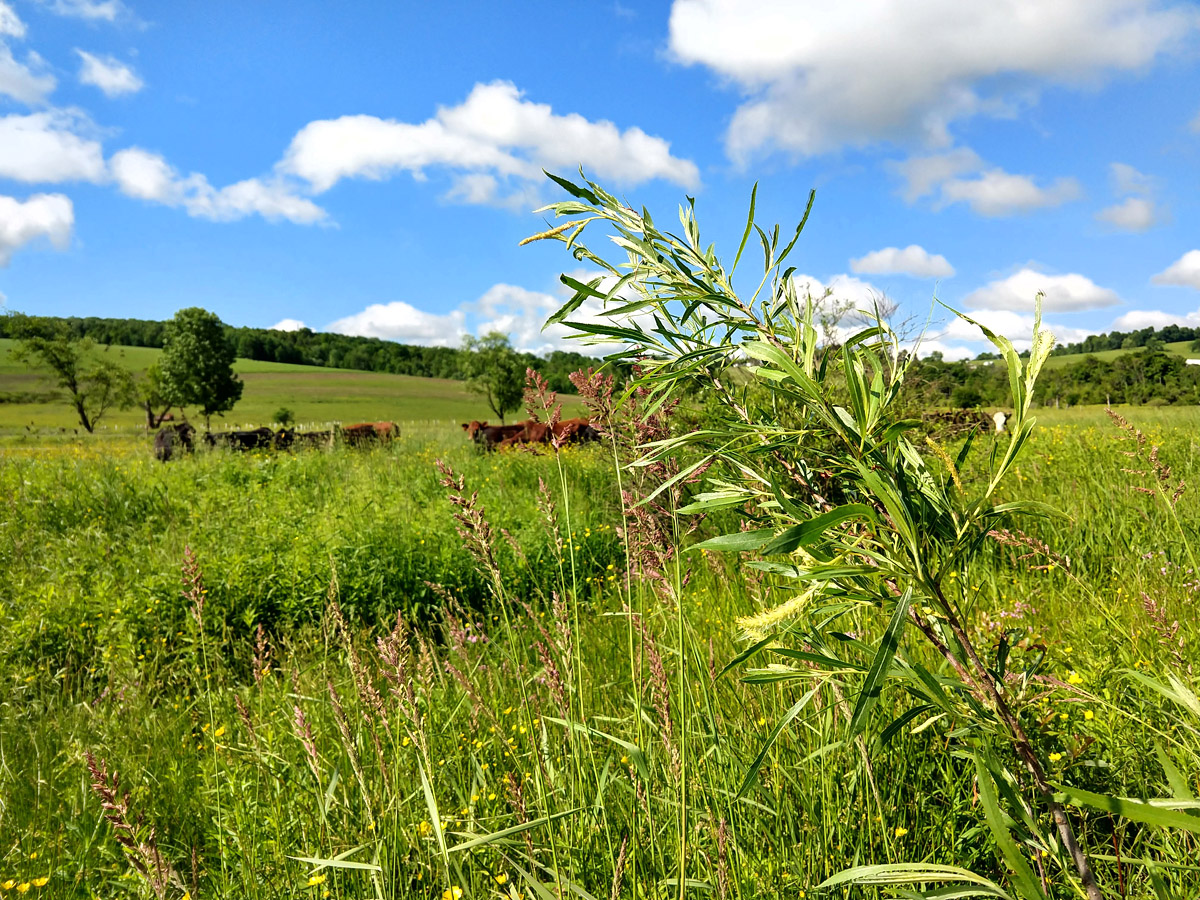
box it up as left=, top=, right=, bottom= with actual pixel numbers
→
left=154, top=422, right=195, bottom=462
left=274, top=428, right=296, bottom=450
left=204, top=426, right=274, bottom=451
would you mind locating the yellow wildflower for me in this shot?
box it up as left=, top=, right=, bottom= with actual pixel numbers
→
left=15, top=887, right=28, bottom=895
left=1049, top=753, right=1062, bottom=762
left=3, top=881, right=15, bottom=890
left=30, top=881, right=47, bottom=889
left=495, top=873, right=508, bottom=885
left=894, top=827, right=908, bottom=838
left=442, top=887, right=463, bottom=900
left=1067, top=672, right=1083, bottom=685
left=1084, top=710, right=1094, bottom=721
left=307, top=873, right=327, bottom=887
left=214, top=725, right=226, bottom=738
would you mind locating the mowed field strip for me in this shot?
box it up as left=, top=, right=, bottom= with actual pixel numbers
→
left=0, top=339, right=583, bottom=434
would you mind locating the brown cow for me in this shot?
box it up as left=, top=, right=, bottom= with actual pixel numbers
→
left=461, top=420, right=524, bottom=450
left=338, top=422, right=397, bottom=446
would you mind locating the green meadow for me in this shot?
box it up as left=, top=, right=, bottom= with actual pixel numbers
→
left=0, top=396, right=1197, bottom=898
left=0, top=338, right=582, bottom=435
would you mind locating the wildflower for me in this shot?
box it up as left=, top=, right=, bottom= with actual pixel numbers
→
left=214, top=725, right=226, bottom=738
left=1067, top=672, right=1083, bottom=685
left=30, top=880, right=47, bottom=889
left=307, top=874, right=327, bottom=887
left=15, top=887, right=28, bottom=895
left=417, top=820, right=432, bottom=837
left=3, top=881, right=15, bottom=890
left=1059, top=713, right=1068, bottom=721
left=1049, top=753, right=1063, bottom=762
left=1084, top=710, right=1094, bottom=721
left=495, top=874, right=508, bottom=885
left=894, top=827, right=908, bottom=838
left=442, top=887, right=463, bottom=900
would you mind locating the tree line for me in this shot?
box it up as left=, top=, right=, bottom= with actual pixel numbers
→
left=0, top=314, right=600, bottom=394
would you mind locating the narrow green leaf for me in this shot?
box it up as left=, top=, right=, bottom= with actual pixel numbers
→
left=691, top=529, right=774, bottom=553
left=818, top=863, right=1011, bottom=894
left=448, top=807, right=580, bottom=853
left=973, top=753, right=1048, bottom=900
left=1055, top=784, right=1200, bottom=835
left=736, top=684, right=822, bottom=798
left=847, top=589, right=910, bottom=738
left=759, top=504, right=877, bottom=555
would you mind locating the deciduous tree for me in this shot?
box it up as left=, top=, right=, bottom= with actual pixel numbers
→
left=160, top=307, right=243, bottom=429
left=8, top=313, right=135, bottom=432
left=460, top=331, right=523, bottom=424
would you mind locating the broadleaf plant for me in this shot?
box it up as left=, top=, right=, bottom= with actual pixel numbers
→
left=525, top=171, right=1111, bottom=900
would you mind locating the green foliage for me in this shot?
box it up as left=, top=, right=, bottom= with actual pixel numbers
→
left=160, top=307, right=244, bottom=427
left=273, top=406, right=294, bottom=426
left=528, top=171, right=1140, bottom=898
left=7, top=312, right=135, bottom=432
left=459, top=331, right=524, bottom=423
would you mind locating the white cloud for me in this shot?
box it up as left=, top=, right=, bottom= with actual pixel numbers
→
left=1096, top=196, right=1161, bottom=231
left=76, top=50, right=142, bottom=97
left=792, top=273, right=888, bottom=308
left=0, top=2, right=25, bottom=37
left=1110, top=307, right=1200, bottom=330
left=0, top=2, right=56, bottom=104
left=889, top=148, right=982, bottom=202
left=941, top=307, right=1094, bottom=346
left=110, top=147, right=327, bottom=224
left=1152, top=250, right=1200, bottom=289
left=850, top=244, right=954, bottom=278
left=326, top=301, right=467, bottom=347
left=910, top=339, right=976, bottom=362
left=938, top=170, right=1081, bottom=217
left=1095, top=162, right=1163, bottom=231
left=278, top=80, right=699, bottom=205
left=270, top=318, right=307, bottom=332
left=0, top=192, right=73, bottom=265
left=668, top=0, right=1200, bottom=161
left=42, top=0, right=127, bottom=21
left=0, top=112, right=106, bottom=183
left=963, top=268, right=1121, bottom=312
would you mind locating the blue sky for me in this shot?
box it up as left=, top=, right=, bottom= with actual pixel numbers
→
left=1, top=0, right=1199, bottom=359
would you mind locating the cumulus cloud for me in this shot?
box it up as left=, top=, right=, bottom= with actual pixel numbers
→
left=1096, top=196, right=1160, bottom=231
left=938, top=170, right=1081, bottom=217
left=326, top=301, right=467, bottom=347
left=1152, top=250, right=1200, bottom=290
left=890, top=148, right=1080, bottom=216
left=850, top=244, right=954, bottom=278
left=41, top=0, right=127, bottom=21
left=110, top=147, right=327, bottom=224
left=278, top=80, right=699, bottom=205
left=963, top=268, right=1121, bottom=312
left=941, top=307, right=1094, bottom=346
left=667, top=0, right=1199, bottom=161
left=0, top=111, right=106, bottom=183
left=909, top=339, right=976, bottom=362
left=1096, top=162, right=1164, bottom=231
left=1110, top=307, right=1200, bottom=330
left=270, top=318, right=308, bottom=332
left=0, top=2, right=56, bottom=104
left=0, top=192, right=73, bottom=265
left=76, top=50, right=143, bottom=96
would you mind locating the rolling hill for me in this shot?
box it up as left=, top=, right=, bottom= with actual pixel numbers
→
left=0, top=339, right=581, bottom=434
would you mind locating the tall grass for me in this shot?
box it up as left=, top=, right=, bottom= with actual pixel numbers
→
left=0, top=402, right=1197, bottom=898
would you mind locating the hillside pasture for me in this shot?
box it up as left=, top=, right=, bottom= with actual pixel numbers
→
left=0, top=338, right=583, bottom=436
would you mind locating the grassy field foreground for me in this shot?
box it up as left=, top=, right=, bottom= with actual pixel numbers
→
left=0, top=412, right=1198, bottom=898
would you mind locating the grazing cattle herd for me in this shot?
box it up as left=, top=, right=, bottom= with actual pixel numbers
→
left=153, top=420, right=398, bottom=461
left=153, top=417, right=601, bottom=460
left=460, top=417, right=600, bottom=450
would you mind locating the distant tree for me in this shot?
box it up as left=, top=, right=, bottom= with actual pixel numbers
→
left=274, top=406, right=295, bottom=426
left=460, top=331, right=523, bottom=423
left=137, top=363, right=174, bottom=429
left=951, top=385, right=984, bottom=409
left=1191, top=338, right=1200, bottom=353
left=160, top=307, right=244, bottom=429
left=8, top=313, right=135, bottom=432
